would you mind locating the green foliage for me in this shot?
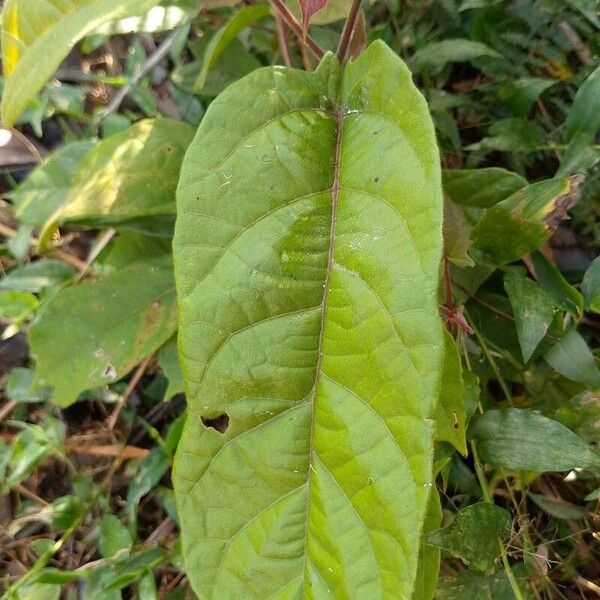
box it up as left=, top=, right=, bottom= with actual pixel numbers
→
left=470, top=408, right=600, bottom=471
left=425, top=502, right=511, bottom=572
left=1, top=0, right=599, bottom=598
left=0, top=0, right=162, bottom=125
left=29, top=250, right=176, bottom=407
left=174, top=40, right=444, bottom=598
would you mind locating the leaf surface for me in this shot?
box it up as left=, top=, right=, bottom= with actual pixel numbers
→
left=8, top=140, right=94, bottom=227
left=173, top=41, right=444, bottom=598
left=469, top=408, right=600, bottom=471
left=30, top=251, right=177, bottom=407
left=58, top=119, right=194, bottom=233
left=425, top=503, right=511, bottom=572
left=471, top=176, right=581, bottom=264
left=504, top=269, right=555, bottom=362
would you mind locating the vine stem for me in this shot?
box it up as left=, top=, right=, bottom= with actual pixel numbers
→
left=275, top=11, right=292, bottom=67
left=269, top=0, right=325, bottom=59
left=336, top=0, right=362, bottom=62
left=471, top=442, right=526, bottom=600
left=93, top=29, right=179, bottom=125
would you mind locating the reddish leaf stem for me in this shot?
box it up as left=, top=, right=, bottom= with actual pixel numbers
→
left=275, top=11, right=292, bottom=67
left=269, top=0, right=325, bottom=59
left=336, top=0, right=362, bottom=62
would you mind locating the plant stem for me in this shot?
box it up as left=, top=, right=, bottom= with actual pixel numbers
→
left=275, top=11, right=292, bottom=67
left=94, top=29, right=179, bottom=125
left=337, top=0, right=362, bottom=62
left=269, top=0, right=325, bottom=59
left=471, top=442, right=526, bottom=600
left=466, top=309, right=514, bottom=404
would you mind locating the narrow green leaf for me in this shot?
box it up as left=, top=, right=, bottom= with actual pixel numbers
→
left=531, top=251, right=583, bottom=316
left=5, top=368, right=50, bottom=404
left=504, top=269, right=555, bottom=362
left=58, top=119, right=194, bottom=233
left=193, top=4, right=270, bottom=92
left=411, top=39, right=501, bottom=73
left=0, top=289, right=38, bottom=320
left=582, top=256, right=600, bottom=313
left=412, top=490, right=442, bottom=600
left=470, top=408, right=600, bottom=471
left=497, top=78, right=557, bottom=117
left=527, top=492, right=585, bottom=520
left=1, top=0, right=161, bottom=125
left=29, top=253, right=177, bottom=407
left=425, top=503, right=511, bottom=572
left=2, top=418, right=65, bottom=491
left=434, top=330, right=467, bottom=454
left=126, top=448, right=170, bottom=534
left=443, top=168, right=527, bottom=208
left=174, top=41, right=444, bottom=598
left=564, top=0, right=600, bottom=32
left=13, top=583, right=61, bottom=600
left=566, top=64, right=600, bottom=142
left=545, top=329, right=600, bottom=386
left=172, top=37, right=262, bottom=97
left=0, top=260, right=76, bottom=293
left=158, top=336, right=184, bottom=399
left=443, top=196, right=475, bottom=267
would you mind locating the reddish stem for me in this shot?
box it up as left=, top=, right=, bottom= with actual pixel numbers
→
left=275, top=11, right=292, bottom=67
left=269, top=0, right=325, bottom=59
left=336, top=0, right=362, bottom=62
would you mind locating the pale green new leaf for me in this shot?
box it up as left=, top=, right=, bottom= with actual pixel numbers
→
left=1, top=0, right=160, bottom=125
left=434, top=330, right=467, bottom=454
left=174, top=41, right=444, bottom=598
left=30, top=252, right=177, bottom=407
left=193, top=4, right=270, bottom=92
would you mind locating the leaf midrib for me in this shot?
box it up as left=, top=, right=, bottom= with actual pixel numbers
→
left=299, top=107, right=344, bottom=587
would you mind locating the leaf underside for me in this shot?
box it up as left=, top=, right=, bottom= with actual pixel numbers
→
left=173, top=41, right=444, bottom=599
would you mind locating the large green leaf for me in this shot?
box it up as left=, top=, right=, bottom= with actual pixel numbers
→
left=1, top=0, right=160, bottom=125
left=173, top=41, right=444, bottom=598
left=29, top=250, right=177, bottom=407
left=57, top=119, right=194, bottom=234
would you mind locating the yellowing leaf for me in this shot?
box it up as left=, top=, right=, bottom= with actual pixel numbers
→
left=1, top=0, right=160, bottom=125
left=173, top=42, right=444, bottom=598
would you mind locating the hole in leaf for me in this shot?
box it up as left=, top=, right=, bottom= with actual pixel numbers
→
left=201, top=413, right=230, bottom=434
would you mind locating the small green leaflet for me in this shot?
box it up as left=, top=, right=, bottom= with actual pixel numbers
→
left=504, top=269, right=555, bottom=362
left=425, top=503, right=511, bottom=572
